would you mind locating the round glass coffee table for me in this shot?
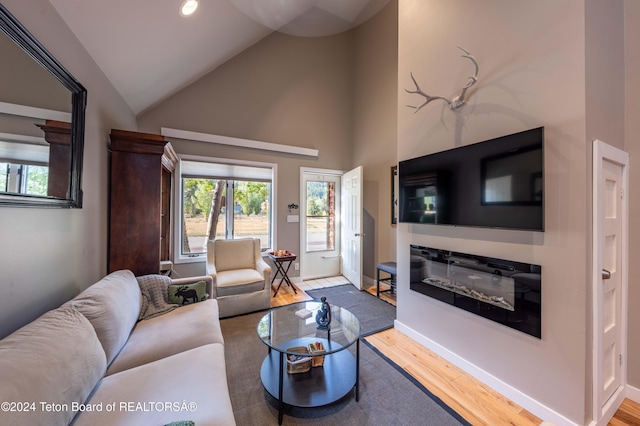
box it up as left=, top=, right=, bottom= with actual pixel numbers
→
left=257, top=301, right=361, bottom=424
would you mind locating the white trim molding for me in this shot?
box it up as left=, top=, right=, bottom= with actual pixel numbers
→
left=591, top=139, right=629, bottom=426
left=0, top=101, right=71, bottom=122
left=161, top=127, right=319, bottom=157
left=0, top=132, right=46, bottom=145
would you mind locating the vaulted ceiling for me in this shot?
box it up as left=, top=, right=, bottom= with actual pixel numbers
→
left=49, top=0, right=390, bottom=116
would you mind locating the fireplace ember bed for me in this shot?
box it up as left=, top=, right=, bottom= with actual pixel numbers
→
left=409, top=245, right=541, bottom=338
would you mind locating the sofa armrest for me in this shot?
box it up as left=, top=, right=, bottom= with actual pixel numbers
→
left=171, top=275, right=214, bottom=299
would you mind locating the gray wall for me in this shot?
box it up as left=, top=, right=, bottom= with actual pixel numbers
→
left=395, top=0, right=625, bottom=423
left=138, top=1, right=399, bottom=281
left=0, top=0, right=136, bottom=339
left=625, top=0, right=640, bottom=392
left=352, top=1, right=398, bottom=279
left=138, top=31, right=354, bottom=278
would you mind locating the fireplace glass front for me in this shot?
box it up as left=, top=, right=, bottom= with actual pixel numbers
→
left=410, top=245, right=541, bottom=338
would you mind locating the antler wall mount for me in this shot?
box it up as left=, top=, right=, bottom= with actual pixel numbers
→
left=406, top=47, right=479, bottom=112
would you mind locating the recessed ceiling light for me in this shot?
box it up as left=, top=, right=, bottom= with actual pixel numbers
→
left=180, top=0, right=198, bottom=17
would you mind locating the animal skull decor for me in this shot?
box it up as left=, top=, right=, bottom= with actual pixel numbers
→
left=406, top=46, right=479, bottom=112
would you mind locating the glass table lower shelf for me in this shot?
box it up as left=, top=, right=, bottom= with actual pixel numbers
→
left=260, top=337, right=358, bottom=409
left=257, top=301, right=361, bottom=424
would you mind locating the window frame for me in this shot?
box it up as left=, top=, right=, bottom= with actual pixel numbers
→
left=173, top=155, right=277, bottom=264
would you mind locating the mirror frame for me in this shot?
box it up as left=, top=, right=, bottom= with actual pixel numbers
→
left=0, top=4, right=86, bottom=208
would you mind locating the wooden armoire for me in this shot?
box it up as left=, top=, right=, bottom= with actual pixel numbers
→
left=108, top=129, right=177, bottom=276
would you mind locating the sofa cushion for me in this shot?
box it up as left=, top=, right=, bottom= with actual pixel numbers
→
left=214, top=239, right=256, bottom=271
left=168, top=280, right=207, bottom=306
left=0, top=306, right=107, bottom=426
left=67, top=270, right=141, bottom=365
left=216, top=269, right=265, bottom=297
left=106, top=299, right=224, bottom=376
left=73, top=344, right=235, bottom=426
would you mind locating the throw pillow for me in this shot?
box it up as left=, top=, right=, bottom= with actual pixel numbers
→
left=168, top=281, right=207, bottom=306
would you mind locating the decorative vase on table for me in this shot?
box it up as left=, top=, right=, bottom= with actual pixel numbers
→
left=315, top=296, right=332, bottom=330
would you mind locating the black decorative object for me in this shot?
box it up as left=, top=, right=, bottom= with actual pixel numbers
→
left=315, top=296, right=332, bottom=330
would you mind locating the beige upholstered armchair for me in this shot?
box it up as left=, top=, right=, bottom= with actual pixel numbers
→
left=206, top=238, right=272, bottom=318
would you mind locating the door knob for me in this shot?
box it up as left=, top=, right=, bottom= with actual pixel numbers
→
left=602, top=269, right=611, bottom=280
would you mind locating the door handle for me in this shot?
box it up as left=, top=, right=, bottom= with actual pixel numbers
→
left=602, top=269, right=611, bottom=280
left=354, top=233, right=365, bottom=237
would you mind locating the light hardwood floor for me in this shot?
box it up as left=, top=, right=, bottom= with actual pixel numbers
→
left=269, top=281, right=310, bottom=307
left=610, top=399, right=640, bottom=426
left=272, top=281, right=639, bottom=425
left=364, top=327, right=640, bottom=426
left=365, top=328, right=541, bottom=425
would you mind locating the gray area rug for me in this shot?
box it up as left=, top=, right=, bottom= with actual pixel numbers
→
left=306, top=285, right=395, bottom=336
left=220, top=285, right=468, bottom=425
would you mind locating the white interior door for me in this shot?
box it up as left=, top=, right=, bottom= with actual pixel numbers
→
left=341, top=166, right=363, bottom=289
left=592, top=139, right=628, bottom=425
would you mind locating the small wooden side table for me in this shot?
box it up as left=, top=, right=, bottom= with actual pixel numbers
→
left=269, top=251, right=298, bottom=297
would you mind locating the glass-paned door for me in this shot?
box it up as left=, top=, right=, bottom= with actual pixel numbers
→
left=302, top=172, right=341, bottom=279
left=306, top=180, right=335, bottom=251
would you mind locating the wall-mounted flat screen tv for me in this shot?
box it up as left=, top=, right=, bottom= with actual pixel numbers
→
left=399, top=127, right=544, bottom=231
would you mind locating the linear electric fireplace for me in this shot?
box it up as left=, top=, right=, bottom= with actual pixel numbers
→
left=410, top=245, right=541, bottom=338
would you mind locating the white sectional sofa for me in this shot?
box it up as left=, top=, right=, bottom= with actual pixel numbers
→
left=0, top=270, right=236, bottom=426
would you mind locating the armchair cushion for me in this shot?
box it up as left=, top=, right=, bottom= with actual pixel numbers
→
left=213, top=239, right=258, bottom=271
left=216, top=269, right=266, bottom=297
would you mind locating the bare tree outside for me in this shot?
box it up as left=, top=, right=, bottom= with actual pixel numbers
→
left=206, top=180, right=226, bottom=241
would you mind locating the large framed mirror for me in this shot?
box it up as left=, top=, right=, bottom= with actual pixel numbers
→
left=0, top=4, right=86, bottom=208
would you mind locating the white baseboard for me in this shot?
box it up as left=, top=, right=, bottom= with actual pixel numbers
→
left=626, top=384, right=640, bottom=402
left=394, top=320, right=580, bottom=426
left=363, top=274, right=375, bottom=288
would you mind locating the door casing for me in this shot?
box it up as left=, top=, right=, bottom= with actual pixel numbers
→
left=592, top=139, right=629, bottom=425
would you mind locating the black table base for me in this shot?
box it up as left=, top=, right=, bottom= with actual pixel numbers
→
left=260, top=337, right=359, bottom=424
